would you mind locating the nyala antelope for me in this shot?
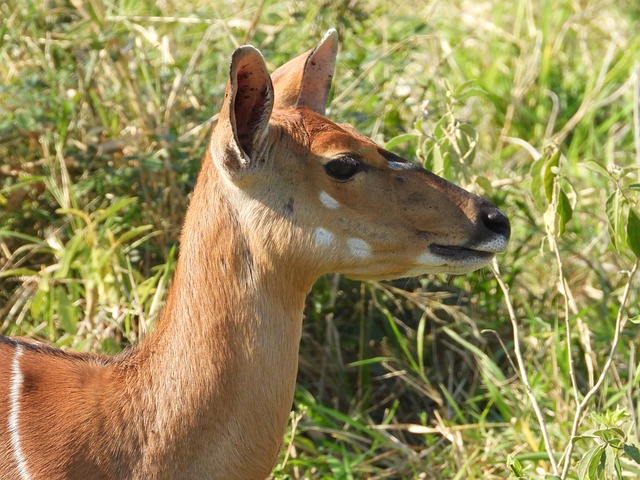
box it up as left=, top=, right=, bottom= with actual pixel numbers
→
left=0, top=29, right=510, bottom=479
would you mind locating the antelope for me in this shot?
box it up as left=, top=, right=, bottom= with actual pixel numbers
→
left=0, top=29, right=510, bottom=480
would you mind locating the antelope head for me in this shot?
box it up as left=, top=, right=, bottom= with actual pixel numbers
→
left=207, top=29, right=510, bottom=284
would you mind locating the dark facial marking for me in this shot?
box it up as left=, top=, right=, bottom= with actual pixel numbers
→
left=283, top=197, right=295, bottom=217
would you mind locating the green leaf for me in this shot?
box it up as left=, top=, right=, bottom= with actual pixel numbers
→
left=507, top=455, right=525, bottom=477
left=530, top=155, right=545, bottom=210
left=0, top=229, right=46, bottom=245
left=591, top=427, right=626, bottom=443
left=384, top=133, right=418, bottom=150
left=603, top=445, right=617, bottom=477
left=543, top=150, right=560, bottom=203
left=606, top=191, right=626, bottom=252
left=626, top=208, right=640, bottom=258
left=0, top=268, right=39, bottom=279
left=455, top=85, right=490, bottom=101
left=347, top=356, right=395, bottom=367
left=614, top=457, right=623, bottom=480
left=577, top=444, right=605, bottom=480
left=55, top=286, right=78, bottom=335
left=582, top=159, right=611, bottom=179
left=114, top=225, right=154, bottom=246
left=30, top=289, right=47, bottom=320
left=624, top=443, right=640, bottom=465
left=475, top=175, right=494, bottom=196
left=556, top=189, right=573, bottom=236
left=95, top=197, right=138, bottom=223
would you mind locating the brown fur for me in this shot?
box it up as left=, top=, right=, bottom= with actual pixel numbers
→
left=0, top=30, right=509, bottom=479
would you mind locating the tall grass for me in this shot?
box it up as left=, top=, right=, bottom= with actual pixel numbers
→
left=1, top=0, right=640, bottom=478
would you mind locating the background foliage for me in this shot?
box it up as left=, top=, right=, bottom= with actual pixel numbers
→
left=1, top=0, right=640, bottom=478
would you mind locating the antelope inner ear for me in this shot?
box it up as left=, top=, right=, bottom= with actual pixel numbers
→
left=271, top=29, right=339, bottom=115
left=213, top=45, right=274, bottom=173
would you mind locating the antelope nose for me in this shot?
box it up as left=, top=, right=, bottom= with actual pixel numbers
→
left=481, top=207, right=511, bottom=239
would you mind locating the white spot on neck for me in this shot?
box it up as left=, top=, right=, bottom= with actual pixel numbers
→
left=347, top=238, right=371, bottom=258
left=314, top=227, right=335, bottom=248
left=9, top=345, right=31, bottom=480
left=319, top=191, right=340, bottom=209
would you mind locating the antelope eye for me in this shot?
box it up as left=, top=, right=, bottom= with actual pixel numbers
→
left=324, top=157, right=361, bottom=181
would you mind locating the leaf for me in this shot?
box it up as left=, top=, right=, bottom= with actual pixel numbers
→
left=431, top=144, right=444, bottom=176
left=606, top=191, right=626, bottom=252
left=582, top=159, right=611, bottom=179
left=95, top=197, right=138, bottom=223
left=384, top=133, right=418, bottom=150
left=475, top=175, right=494, bottom=196
left=624, top=443, right=640, bottom=465
left=114, top=225, right=154, bottom=247
left=0, top=229, right=46, bottom=245
left=55, top=286, right=78, bottom=335
left=556, top=189, right=573, bottom=236
left=543, top=150, right=560, bottom=203
left=30, top=289, right=47, bottom=320
left=530, top=155, right=545, bottom=210
left=0, top=268, right=38, bottom=279
left=577, top=444, right=605, bottom=480
left=456, top=85, right=490, bottom=101
left=507, top=455, right=525, bottom=477
left=591, top=427, right=626, bottom=443
left=626, top=208, right=640, bottom=258
left=614, top=457, right=623, bottom=480
left=347, top=357, right=395, bottom=367
left=603, top=445, right=617, bottom=478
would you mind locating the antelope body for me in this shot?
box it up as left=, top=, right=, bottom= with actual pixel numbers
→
left=0, top=30, right=510, bottom=480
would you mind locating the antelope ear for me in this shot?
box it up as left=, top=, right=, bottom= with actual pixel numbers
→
left=271, top=29, right=338, bottom=115
left=212, top=45, right=274, bottom=174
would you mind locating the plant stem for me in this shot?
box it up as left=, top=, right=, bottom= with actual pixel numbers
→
left=559, top=260, right=638, bottom=479
left=491, top=259, right=559, bottom=476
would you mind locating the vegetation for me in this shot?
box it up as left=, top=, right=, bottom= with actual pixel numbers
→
left=1, top=0, right=640, bottom=478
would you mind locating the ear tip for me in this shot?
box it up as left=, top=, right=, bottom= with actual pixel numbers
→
left=322, top=28, right=339, bottom=45
left=231, top=45, right=265, bottom=62
left=229, top=45, right=269, bottom=79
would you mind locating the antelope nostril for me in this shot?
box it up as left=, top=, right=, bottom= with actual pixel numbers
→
left=481, top=207, right=511, bottom=239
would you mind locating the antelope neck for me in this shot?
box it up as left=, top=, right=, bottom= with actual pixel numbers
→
left=128, top=164, right=312, bottom=477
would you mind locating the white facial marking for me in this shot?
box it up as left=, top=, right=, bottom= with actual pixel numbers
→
left=9, top=345, right=31, bottom=480
left=347, top=238, right=372, bottom=258
left=319, top=191, right=340, bottom=209
left=416, top=250, right=445, bottom=267
left=388, top=161, right=415, bottom=171
left=473, top=236, right=509, bottom=254
left=314, top=227, right=335, bottom=248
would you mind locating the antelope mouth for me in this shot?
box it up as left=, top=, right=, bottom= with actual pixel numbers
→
left=430, top=244, right=497, bottom=262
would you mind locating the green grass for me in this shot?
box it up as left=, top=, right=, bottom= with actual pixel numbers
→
left=2, top=0, right=640, bottom=478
